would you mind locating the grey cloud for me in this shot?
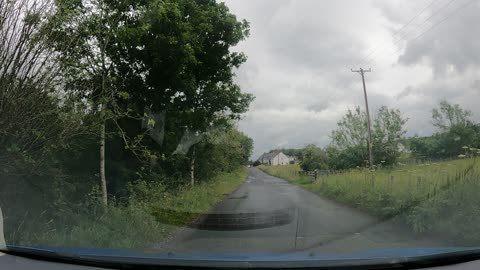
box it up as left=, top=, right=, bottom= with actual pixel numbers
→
left=268, top=27, right=363, bottom=72
left=389, top=72, right=480, bottom=135
left=373, top=0, right=431, bottom=26
left=396, top=86, right=414, bottom=100
left=471, top=79, right=480, bottom=92
left=224, top=0, right=480, bottom=159
left=265, top=1, right=367, bottom=72
left=397, top=1, right=480, bottom=76
left=227, top=0, right=381, bottom=157
left=240, top=111, right=335, bottom=158
left=307, top=100, right=330, bottom=113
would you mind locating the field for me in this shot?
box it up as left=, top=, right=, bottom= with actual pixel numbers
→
left=14, top=167, right=248, bottom=249
left=258, top=159, right=480, bottom=244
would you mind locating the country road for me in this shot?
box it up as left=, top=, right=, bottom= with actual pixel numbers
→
left=154, top=168, right=444, bottom=254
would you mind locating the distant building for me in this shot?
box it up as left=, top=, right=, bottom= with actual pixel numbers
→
left=288, top=155, right=298, bottom=164
left=257, top=150, right=290, bottom=166
left=397, top=143, right=411, bottom=153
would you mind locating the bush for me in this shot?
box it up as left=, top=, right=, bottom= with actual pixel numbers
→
left=300, top=144, right=328, bottom=171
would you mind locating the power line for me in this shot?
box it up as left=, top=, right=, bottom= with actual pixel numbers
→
left=369, top=0, right=476, bottom=69
left=356, top=0, right=439, bottom=66
left=362, top=0, right=456, bottom=67
left=361, top=0, right=457, bottom=67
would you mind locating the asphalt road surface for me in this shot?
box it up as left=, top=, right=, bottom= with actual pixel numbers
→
left=153, top=168, right=444, bottom=255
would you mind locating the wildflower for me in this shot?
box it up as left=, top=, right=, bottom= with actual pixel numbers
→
left=458, top=154, right=466, bottom=158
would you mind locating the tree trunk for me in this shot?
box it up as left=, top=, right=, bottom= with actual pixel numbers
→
left=99, top=22, right=108, bottom=206
left=100, top=120, right=108, bottom=206
left=0, top=207, right=5, bottom=246
left=190, top=146, right=195, bottom=187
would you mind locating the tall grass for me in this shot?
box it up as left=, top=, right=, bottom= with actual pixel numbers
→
left=13, top=167, right=248, bottom=249
left=259, top=159, right=480, bottom=244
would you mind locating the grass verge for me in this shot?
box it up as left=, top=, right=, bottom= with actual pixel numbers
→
left=15, top=167, right=248, bottom=249
left=258, top=160, right=480, bottom=244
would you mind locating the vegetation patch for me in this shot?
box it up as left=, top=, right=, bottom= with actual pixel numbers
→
left=259, top=159, right=480, bottom=244
left=0, top=0, right=254, bottom=252
left=13, top=167, right=247, bottom=249
left=151, top=168, right=248, bottom=227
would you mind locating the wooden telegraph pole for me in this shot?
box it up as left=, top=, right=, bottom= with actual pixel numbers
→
left=351, top=68, right=373, bottom=169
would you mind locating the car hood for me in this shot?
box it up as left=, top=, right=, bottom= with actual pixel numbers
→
left=5, top=245, right=480, bottom=268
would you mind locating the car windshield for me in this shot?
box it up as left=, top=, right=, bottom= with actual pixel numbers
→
left=1, top=0, right=480, bottom=268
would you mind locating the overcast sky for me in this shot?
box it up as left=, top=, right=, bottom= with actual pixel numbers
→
left=223, top=0, right=480, bottom=159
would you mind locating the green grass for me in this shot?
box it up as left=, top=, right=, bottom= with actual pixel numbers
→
left=16, top=167, right=248, bottom=249
left=151, top=168, right=248, bottom=227
left=258, top=159, right=480, bottom=244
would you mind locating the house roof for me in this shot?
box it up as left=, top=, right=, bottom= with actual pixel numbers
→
left=258, top=150, right=283, bottom=161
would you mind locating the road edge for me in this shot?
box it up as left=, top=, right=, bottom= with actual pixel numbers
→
left=148, top=168, right=250, bottom=252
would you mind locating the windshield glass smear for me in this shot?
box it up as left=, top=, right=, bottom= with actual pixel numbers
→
left=1, top=0, right=480, bottom=267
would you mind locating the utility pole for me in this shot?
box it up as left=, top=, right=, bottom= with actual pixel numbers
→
left=351, top=68, right=373, bottom=169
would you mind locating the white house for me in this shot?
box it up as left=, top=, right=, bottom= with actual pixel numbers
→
left=258, top=150, right=290, bottom=166
left=288, top=155, right=298, bottom=164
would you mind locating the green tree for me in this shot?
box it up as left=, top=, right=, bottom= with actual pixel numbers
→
left=109, top=0, right=253, bottom=185
left=328, top=106, right=408, bottom=169
left=0, top=0, right=95, bottom=177
left=326, top=144, right=367, bottom=169
left=300, top=144, right=328, bottom=171
left=373, top=106, right=408, bottom=164
left=281, top=148, right=303, bottom=160
left=113, top=0, right=252, bottom=124
left=0, top=0, right=98, bottom=241
left=411, top=101, right=478, bottom=160
left=431, top=101, right=476, bottom=157
left=48, top=0, right=254, bottom=196
left=432, top=100, right=472, bottom=132
left=408, top=135, right=443, bottom=161
left=46, top=0, right=129, bottom=205
left=330, top=107, right=369, bottom=151
left=165, top=127, right=253, bottom=185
